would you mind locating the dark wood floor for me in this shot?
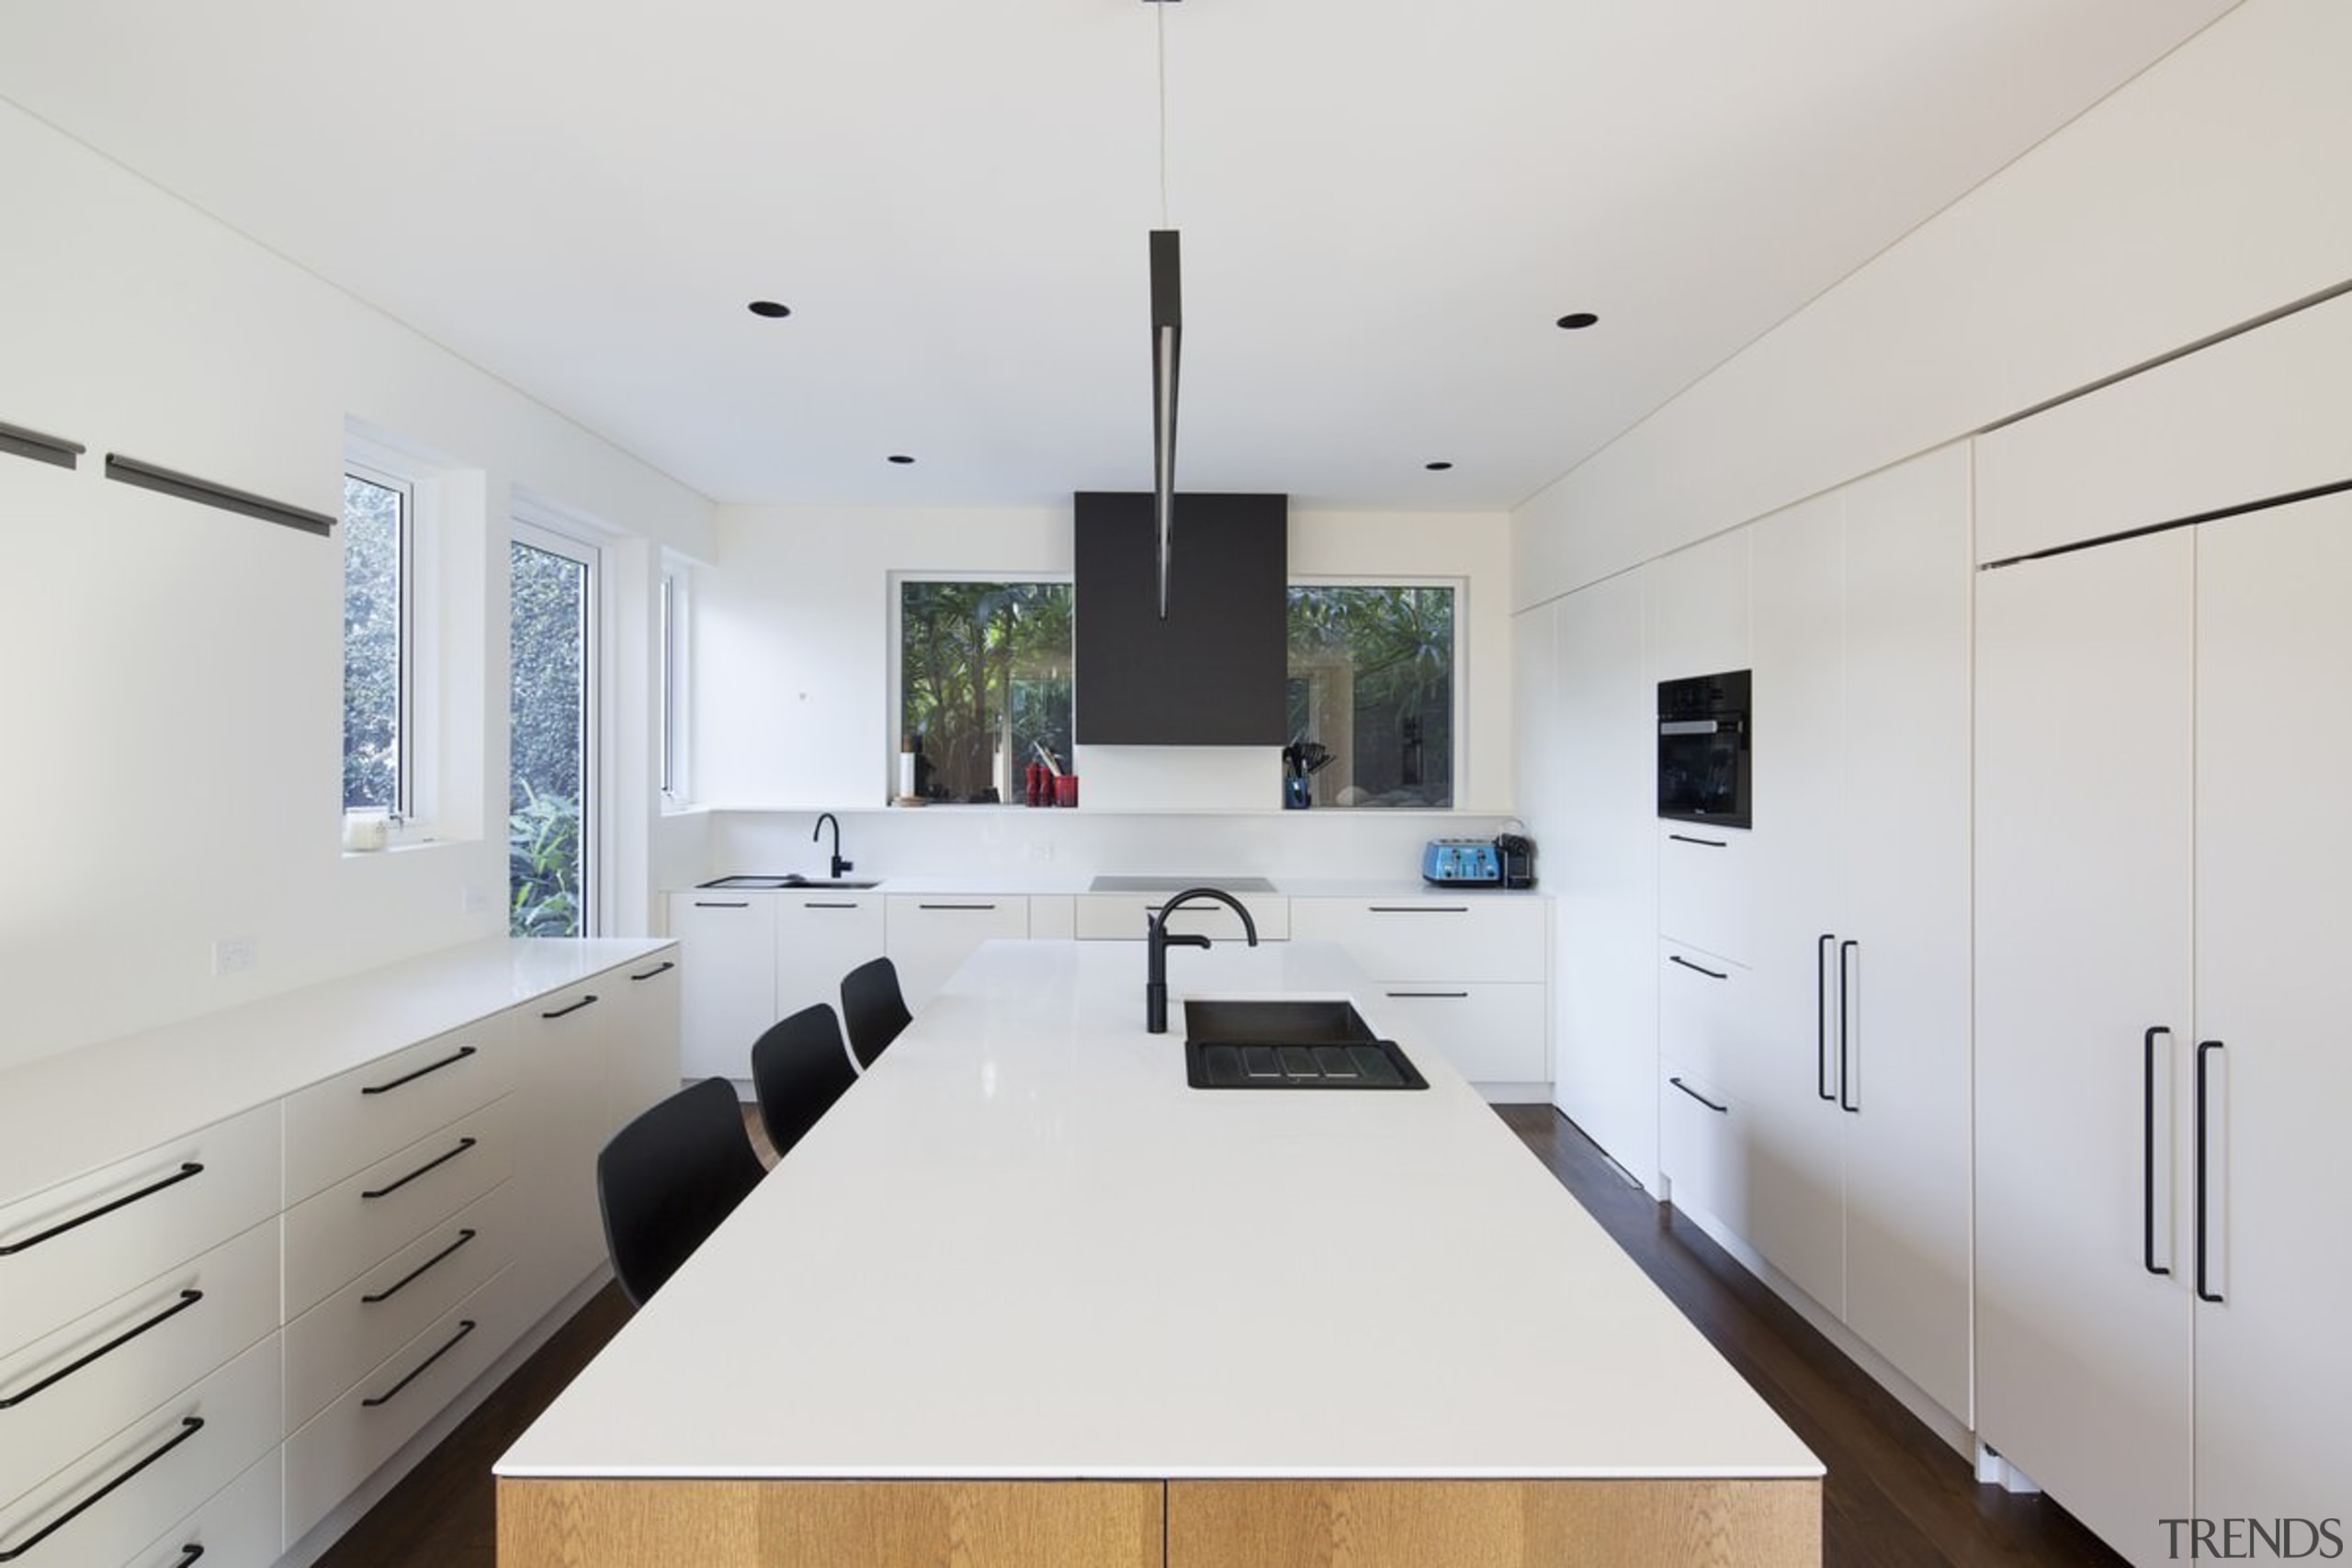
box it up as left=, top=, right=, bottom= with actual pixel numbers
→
left=320, top=1105, right=2124, bottom=1568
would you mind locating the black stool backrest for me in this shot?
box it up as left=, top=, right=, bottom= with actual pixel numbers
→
left=595, top=1077, right=765, bottom=1306
left=839, top=956, right=913, bottom=1068
left=751, top=1004, right=858, bottom=1159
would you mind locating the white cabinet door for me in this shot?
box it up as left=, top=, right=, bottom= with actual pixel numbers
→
left=667, top=894, right=777, bottom=1079
left=1644, top=527, right=1751, bottom=682
left=775, top=896, right=886, bottom=1036
left=886, top=897, right=1029, bottom=1010
left=1370, top=984, right=1546, bottom=1084
left=2190, top=495, right=2352, bottom=1534
left=1975, top=529, right=2196, bottom=1566
left=604, top=948, right=685, bottom=1124
left=1550, top=572, right=1658, bottom=1189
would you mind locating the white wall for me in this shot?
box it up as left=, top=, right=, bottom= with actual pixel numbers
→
left=1513, top=0, right=2352, bottom=603
left=0, top=101, right=715, bottom=1068
left=695, top=502, right=1515, bottom=828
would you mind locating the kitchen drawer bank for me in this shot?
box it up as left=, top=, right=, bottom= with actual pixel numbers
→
left=0, top=936, right=679, bottom=1568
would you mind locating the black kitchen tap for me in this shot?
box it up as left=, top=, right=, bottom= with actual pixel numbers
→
left=812, top=812, right=852, bottom=880
left=1146, top=887, right=1259, bottom=1033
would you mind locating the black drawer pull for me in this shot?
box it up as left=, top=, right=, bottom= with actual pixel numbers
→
left=539, top=994, right=600, bottom=1020
left=1669, top=1077, right=1730, bottom=1114
left=360, top=1045, right=477, bottom=1096
left=0, top=1291, right=203, bottom=1410
left=1385, top=990, right=1471, bottom=999
left=0, top=1416, right=203, bottom=1562
left=361, top=1319, right=476, bottom=1408
left=693, top=900, right=751, bottom=908
left=918, top=903, right=998, bottom=911
left=0, top=1164, right=203, bottom=1258
left=1668, top=953, right=1727, bottom=981
left=806, top=902, right=862, bottom=910
left=361, top=1138, right=478, bottom=1201
left=1368, top=906, right=1468, bottom=914
left=362, top=1229, right=479, bottom=1304
left=628, top=960, right=677, bottom=981
left=168, top=1546, right=204, bottom=1567
left=1668, top=834, right=1727, bottom=848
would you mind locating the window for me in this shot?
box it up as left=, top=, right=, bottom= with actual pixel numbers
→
left=510, top=522, right=599, bottom=937
left=898, top=580, right=1072, bottom=803
left=342, top=465, right=411, bottom=817
left=659, top=560, right=689, bottom=806
left=1285, top=584, right=1457, bottom=807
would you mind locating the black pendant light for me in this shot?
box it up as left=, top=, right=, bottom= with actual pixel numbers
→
left=1146, top=0, right=1181, bottom=616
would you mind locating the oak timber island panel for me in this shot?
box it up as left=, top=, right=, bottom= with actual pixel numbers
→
left=496, top=942, right=1819, bottom=1568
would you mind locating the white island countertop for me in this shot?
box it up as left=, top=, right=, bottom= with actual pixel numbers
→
left=498, top=939, right=1816, bottom=1482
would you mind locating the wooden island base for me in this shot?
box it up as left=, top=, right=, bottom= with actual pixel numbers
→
left=497, top=1476, right=1820, bottom=1567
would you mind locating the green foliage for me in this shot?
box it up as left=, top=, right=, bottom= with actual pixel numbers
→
left=900, top=581, right=1072, bottom=802
left=342, top=475, right=402, bottom=810
left=510, top=539, right=588, bottom=934
left=1286, top=586, right=1454, bottom=807
left=509, top=779, right=582, bottom=938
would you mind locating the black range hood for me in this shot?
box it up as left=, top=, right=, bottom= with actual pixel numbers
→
left=1072, top=491, right=1286, bottom=746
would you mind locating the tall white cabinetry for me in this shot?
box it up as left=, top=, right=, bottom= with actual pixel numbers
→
left=1736, top=448, right=1973, bottom=1423
left=1977, top=499, right=2352, bottom=1565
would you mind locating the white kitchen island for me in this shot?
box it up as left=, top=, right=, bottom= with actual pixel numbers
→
left=496, top=940, right=1819, bottom=1567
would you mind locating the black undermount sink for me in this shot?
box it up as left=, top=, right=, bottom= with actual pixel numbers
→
left=698, top=874, right=881, bottom=891
left=1182, top=999, right=1428, bottom=1091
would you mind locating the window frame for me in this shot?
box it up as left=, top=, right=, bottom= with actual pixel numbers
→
left=510, top=511, right=605, bottom=937
left=1283, top=574, right=1467, bottom=810
left=888, top=570, right=1074, bottom=806
left=342, top=459, right=415, bottom=823
left=659, top=556, right=692, bottom=809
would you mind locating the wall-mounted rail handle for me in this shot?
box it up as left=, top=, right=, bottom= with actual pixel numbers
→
left=539, top=994, right=600, bottom=1020
left=361, top=1320, right=476, bottom=1408
left=0, top=1416, right=203, bottom=1562
left=628, top=960, right=676, bottom=981
left=1669, top=1077, right=1730, bottom=1114
left=168, top=1546, right=205, bottom=1567
left=0, top=420, right=85, bottom=471
left=0, top=1291, right=203, bottom=1410
left=0, top=1163, right=204, bottom=1258
left=692, top=900, right=752, bottom=908
left=1369, top=906, right=1470, bottom=914
left=918, top=903, right=999, bottom=911
left=361, top=1229, right=479, bottom=1305
left=361, top=1138, right=478, bottom=1201
left=2144, top=1027, right=2174, bottom=1277
left=1838, top=940, right=1860, bottom=1113
left=361, top=1044, right=477, bottom=1097
left=1385, top=990, right=1471, bottom=999
left=1667, top=953, right=1728, bottom=981
left=1816, top=935, right=1837, bottom=1102
left=103, top=453, right=336, bottom=536
left=2195, top=1040, right=2225, bottom=1303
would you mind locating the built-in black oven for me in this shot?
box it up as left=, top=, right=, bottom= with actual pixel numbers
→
left=1657, top=670, right=1751, bottom=829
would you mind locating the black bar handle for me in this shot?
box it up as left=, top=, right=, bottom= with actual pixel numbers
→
left=918, top=903, right=999, bottom=911
left=806, top=902, right=861, bottom=909
left=0, top=1291, right=203, bottom=1410
left=1816, top=935, right=1837, bottom=1102
left=361, top=1138, right=478, bottom=1201
left=168, top=1546, right=204, bottom=1568
left=1367, top=906, right=1470, bottom=913
left=104, top=453, right=335, bottom=536
left=2144, top=1027, right=2173, bottom=1277
left=1667, top=953, right=1727, bottom=981
left=1669, top=1077, right=1730, bottom=1114
left=361, top=1319, right=476, bottom=1408
left=360, top=1044, right=477, bottom=1096
left=0, top=421, right=85, bottom=471
left=0, top=1164, right=203, bottom=1258
left=539, top=994, right=599, bottom=1020
left=1385, top=990, right=1472, bottom=999
left=692, top=900, right=751, bottom=908
left=362, top=1229, right=479, bottom=1305
left=628, top=960, right=676, bottom=981
left=0, top=1416, right=204, bottom=1562
left=1838, top=940, right=1860, bottom=1112
left=1667, top=833, right=1727, bottom=848
left=2196, top=1040, right=2224, bottom=1303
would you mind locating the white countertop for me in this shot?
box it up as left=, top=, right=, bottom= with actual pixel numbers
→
left=498, top=939, right=1815, bottom=1482
left=678, top=874, right=1544, bottom=900
left=0, top=936, right=673, bottom=1201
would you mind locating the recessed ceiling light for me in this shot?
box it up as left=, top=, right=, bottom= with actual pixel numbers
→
left=1424, top=461, right=1454, bottom=471
left=1555, top=311, right=1600, bottom=330
left=747, top=300, right=792, bottom=319
left=887, top=454, right=916, bottom=465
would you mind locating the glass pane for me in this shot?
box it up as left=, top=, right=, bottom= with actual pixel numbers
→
left=899, top=581, right=1072, bottom=803
left=511, top=540, right=588, bottom=937
left=1285, top=586, right=1455, bottom=807
left=342, top=473, right=403, bottom=811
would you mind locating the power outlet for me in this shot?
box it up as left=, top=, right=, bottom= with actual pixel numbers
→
left=1024, top=840, right=1055, bottom=863
left=213, top=936, right=258, bottom=976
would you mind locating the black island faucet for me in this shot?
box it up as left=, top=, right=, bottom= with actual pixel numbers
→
left=812, top=812, right=853, bottom=880
left=1146, top=887, right=1260, bottom=1033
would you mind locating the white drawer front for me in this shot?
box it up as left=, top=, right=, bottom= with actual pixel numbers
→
left=130, top=1448, right=282, bottom=1568
left=0, top=1103, right=280, bottom=1352
left=285, top=1182, right=513, bottom=1431
left=284, top=1012, right=516, bottom=1204
left=1372, top=984, right=1548, bottom=1084
left=1292, top=897, right=1544, bottom=981
left=1657, top=824, right=1754, bottom=963
left=284, top=1097, right=513, bottom=1320
left=1071, top=894, right=1291, bottom=942
left=1657, top=939, right=1752, bottom=1089
left=0, top=1220, right=277, bottom=1508
left=283, top=1262, right=530, bottom=1544
left=0, top=1333, right=280, bottom=1568
left=1658, top=1062, right=1747, bottom=1235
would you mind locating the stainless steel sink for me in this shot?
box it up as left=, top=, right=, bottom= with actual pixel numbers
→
left=1181, top=998, right=1428, bottom=1090
left=697, top=874, right=881, bottom=890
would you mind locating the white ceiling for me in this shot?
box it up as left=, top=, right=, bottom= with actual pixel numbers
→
left=2, top=0, right=2237, bottom=513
